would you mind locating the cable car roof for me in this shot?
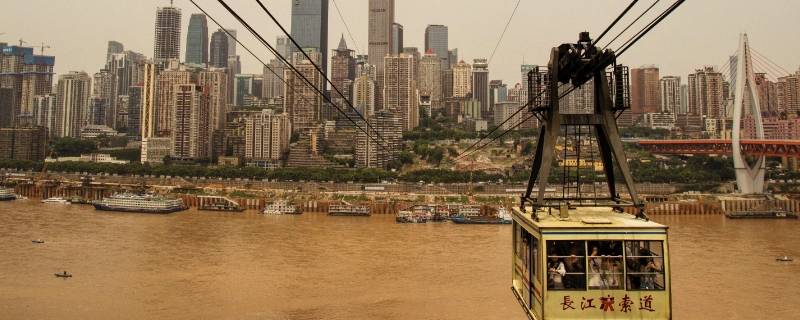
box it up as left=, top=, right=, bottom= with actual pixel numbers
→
left=513, top=206, right=668, bottom=231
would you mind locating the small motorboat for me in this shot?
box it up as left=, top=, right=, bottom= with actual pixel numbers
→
left=41, top=197, right=71, bottom=205
left=776, top=256, right=794, bottom=262
left=32, top=239, right=45, bottom=244
left=54, top=271, right=72, bottom=278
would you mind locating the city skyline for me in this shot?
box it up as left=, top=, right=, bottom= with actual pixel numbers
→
left=2, top=0, right=799, bottom=85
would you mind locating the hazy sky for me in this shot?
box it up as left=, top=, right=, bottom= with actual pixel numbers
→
left=2, top=0, right=799, bottom=84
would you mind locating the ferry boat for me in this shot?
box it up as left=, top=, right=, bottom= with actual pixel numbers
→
left=396, top=210, right=428, bottom=223
left=198, top=196, right=244, bottom=212
left=262, top=200, right=301, bottom=215
left=0, top=188, right=16, bottom=201
left=328, top=204, right=371, bottom=216
left=92, top=193, right=187, bottom=214
left=41, top=197, right=71, bottom=204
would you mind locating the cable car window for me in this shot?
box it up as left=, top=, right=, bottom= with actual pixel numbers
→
left=625, top=241, right=666, bottom=291
left=547, top=241, right=586, bottom=290
left=586, top=241, right=624, bottom=290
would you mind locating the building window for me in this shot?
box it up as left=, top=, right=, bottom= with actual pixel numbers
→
left=625, top=241, right=666, bottom=290
left=587, top=241, right=624, bottom=290
left=547, top=241, right=586, bottom=290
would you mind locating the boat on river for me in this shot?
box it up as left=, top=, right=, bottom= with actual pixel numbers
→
left=262, top=200, right=301, bottom=215
left=42, top=197, right=71, bottom=204
left=93, top=193, right=187, bottom=214
left=198, top=196, right=244, bottom=212
left=0, top=188, right=16, bottom=201
left=329, top=203, right=371, bottom=216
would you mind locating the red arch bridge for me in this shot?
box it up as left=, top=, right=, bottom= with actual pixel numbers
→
left=637, top=140, right=800, bottom=157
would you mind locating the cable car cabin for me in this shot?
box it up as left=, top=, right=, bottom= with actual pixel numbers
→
left=511, top=206, right=670, bottom=320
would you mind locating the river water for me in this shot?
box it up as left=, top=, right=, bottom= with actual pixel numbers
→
left=1, top=201, right=798, bottom=319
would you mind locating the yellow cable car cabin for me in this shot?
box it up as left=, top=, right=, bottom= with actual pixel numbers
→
left=511, top=206, right=670, bottom=320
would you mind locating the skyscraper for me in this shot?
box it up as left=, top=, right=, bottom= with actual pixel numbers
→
left=356, top=109, right=401, bottom=168
left=384, top=54, right=418, bottom=131
left=92, top=69, right=114, bottom=127
left=290, top=0, right=329, bottom=83
left=106, top=41, right=124, bottom=64
left=392, top=23, right=404, bottom=55
left=153, top=5, right=182, bottom=63
left=210, top=29, right=229, bottom=68
left=331, top=35, right=356, bottom=113
left=264, top=59, right=286, bottom=99
left=631, top=66, right=662, bottom=115
left=368, top=0, right=395, bottom=108
left=425, top=25, right=449, bottom=69
left=224, top=29, right=238, bottom=57
left=472, top=58, right=490, bottom=118
left=660, top=76, right=681, bottom=114
left=233, top=74, right=254, bottom=107
left=186, top=14, right=209, bottom=65
left=55, top=72, right=91, bottom=138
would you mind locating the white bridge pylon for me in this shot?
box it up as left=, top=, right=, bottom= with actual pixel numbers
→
left=731, top=33, right=766, bottom=194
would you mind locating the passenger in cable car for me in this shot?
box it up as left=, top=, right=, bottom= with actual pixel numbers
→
left=548, top=256, right=566, bottom=289
left=563, top=248, right=585, bottom=289
left=588, top=246, right=603, bottom=288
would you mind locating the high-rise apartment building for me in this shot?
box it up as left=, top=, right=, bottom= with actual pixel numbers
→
left=352, top=74, right=376, bottom=118
left=210, top=29, right=229, bottom=68
left=264, top=59, right=286, bottom=100
left=92, top=69, right=114, bottom=127
left=472, top=58, right=490, bottom=118
left=197, top=70, right=228, bottom=132
left=425, top=25, right=449, bottom=69
left=660, top=76, right=681, bottom=114
left=0, top=127, right=48, bottom=161
left=368, top=0, right=394, bottom=108
left=0, top=46, right=55, bottom=127
left=384, top=54, right=418, bottom=131
left=452, top=60, right=472, bottom=98
left=244, top=109, right=291, bottom=165
left=155, top=68, right=191, bottom=136
left=233, top=74, right=254, bottom=107
left=172, top=84, right=210, bottom=160
left=631, top=66, right=661, bottom=114
left=290, top=0, right=329, bottom=85
left=356, top=109, right=401, bottom=168
left=32, top=94, right=57, bottom=136
left=688, top=67, right=725, bottom=119
left=140, top=62, right=158, bottom=139
left=418, top=50, right=442, bottom=108
left=153, top=5, right=182, bottom=63
left=777, top=72, right=800, bottom=115
left=284, top=52, right=323, bottom=132
left=186, top=14, right=209, bottom=65
left=55, top=72, right=91, bottom=138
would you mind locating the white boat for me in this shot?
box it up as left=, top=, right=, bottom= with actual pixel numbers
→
left=497, top=207, right=512, bottom=223
left=0, top=188, right=16, bottom=201
left=41, top=197, right=71, bottom=204
left=93, top=193, right=186, bottom=214
left=262, top=200, right=301, bottom=215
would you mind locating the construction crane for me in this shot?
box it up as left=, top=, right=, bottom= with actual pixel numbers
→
left=18, top=38, right=26, bottom=46
left=38, top=42, right=51, bottom=55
